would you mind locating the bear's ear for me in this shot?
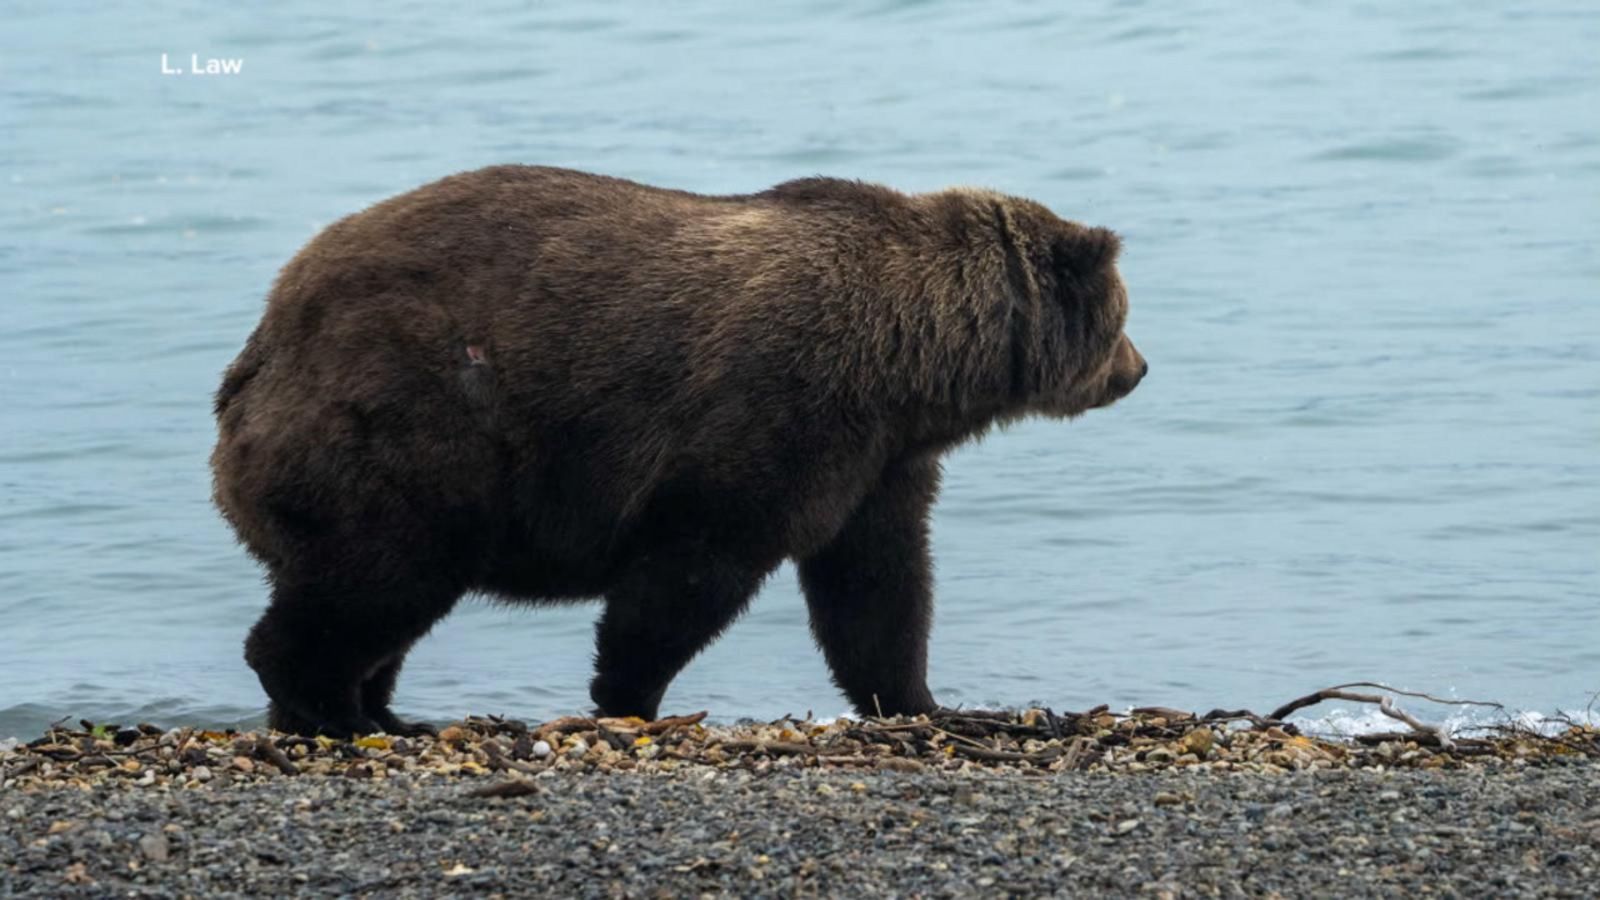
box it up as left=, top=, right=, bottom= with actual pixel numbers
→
left=1052, top=226, right=1122, bottom=281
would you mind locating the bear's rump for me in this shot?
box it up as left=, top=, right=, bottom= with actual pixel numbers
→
left=212, top=322, right=507, bottom=581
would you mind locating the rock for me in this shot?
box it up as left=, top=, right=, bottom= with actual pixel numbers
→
left=138, top=831, right=170, bottom=862
left=1180, top=729, right=1214, bottom=758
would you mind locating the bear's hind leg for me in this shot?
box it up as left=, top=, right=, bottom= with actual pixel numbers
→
left=246, top=570, right=460, bottom=738
left=361, top=656, right=437, bottom=736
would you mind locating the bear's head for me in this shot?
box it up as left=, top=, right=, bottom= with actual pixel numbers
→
left=1012, top=211, right=1146, bottom=419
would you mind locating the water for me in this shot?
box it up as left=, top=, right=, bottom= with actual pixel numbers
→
left=3, top=2, right=1596, bottom=738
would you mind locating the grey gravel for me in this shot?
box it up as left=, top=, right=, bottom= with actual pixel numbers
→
left=2, top=762, right=1595, bottom=897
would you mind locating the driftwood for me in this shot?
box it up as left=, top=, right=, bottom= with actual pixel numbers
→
left=253, top=736, right=300, bottom=776
left=1267, top=682, right=1508, bottom=751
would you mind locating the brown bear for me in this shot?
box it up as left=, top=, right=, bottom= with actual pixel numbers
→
left=211, top=166, right=1146, bottom=737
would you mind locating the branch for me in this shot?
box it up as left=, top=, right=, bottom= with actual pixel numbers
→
left=1268, top=685, right=1464, bottom=750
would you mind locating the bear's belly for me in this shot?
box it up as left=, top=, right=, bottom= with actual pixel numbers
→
left=470, top=458, right=876, bottom=602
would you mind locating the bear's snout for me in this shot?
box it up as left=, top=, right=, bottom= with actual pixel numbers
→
left=1094, top=336, right=1146, bottom=408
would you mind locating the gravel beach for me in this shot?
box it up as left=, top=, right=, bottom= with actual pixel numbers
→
left=4, top=707, right=1596, bottom=897
left=3, top=763, right=1597, bottom=898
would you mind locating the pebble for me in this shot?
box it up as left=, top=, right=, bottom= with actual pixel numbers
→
left=137, top=832, right=169, bottom=862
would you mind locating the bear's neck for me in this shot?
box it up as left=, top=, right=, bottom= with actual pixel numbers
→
left=846, top=232, right=1044, bottom=452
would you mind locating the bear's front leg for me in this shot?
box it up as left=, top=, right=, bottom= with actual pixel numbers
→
left=590, top=543, right=770, bottom=720
left=798, top=457, right=940, bottom=717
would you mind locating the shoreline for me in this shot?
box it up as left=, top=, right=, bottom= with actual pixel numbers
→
left=4, top=711, right=1596, bottom=896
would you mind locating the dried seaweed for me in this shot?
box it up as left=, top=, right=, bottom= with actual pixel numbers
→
left=3, top=686, right=1593, bottom=790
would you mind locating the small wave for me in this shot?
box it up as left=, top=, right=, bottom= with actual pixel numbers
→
left=1287, top=705, right=1596, bottom=741
left=1311, top=137, right=1460, bottom=164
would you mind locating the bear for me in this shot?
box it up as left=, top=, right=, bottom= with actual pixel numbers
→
left=210, top=166, right=1147, bottom=737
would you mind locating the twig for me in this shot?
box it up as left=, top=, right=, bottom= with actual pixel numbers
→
left=534, top=715, right=595, bottom=739
left=1269, top=682, right=1502, bottom=722
left=99, top=745, right=169, bottom=760
left=929, top=708, right=1018, bottom=723
left=949, top=744, right=1064, bottom=765
left=1129, top=706, right=1196, bottom=722
left=1074, top=737, right=1101, bottom=770
left=928, top=726, right=1000, bottom=753
left=1268, top=686, right=1461, bottom=750
left=1201, top=709, right=1282, bottom=729
left=3, top=758, right=42, bottom=779
left=856, top=721, right=932, bottom=735
left=714, top=740, right=841, bottom=757
left=642, top=711, right=708, bottom=735
left=1043, top=707, right=1063, bottom=740
left=254, top=736, right=300, bottom=776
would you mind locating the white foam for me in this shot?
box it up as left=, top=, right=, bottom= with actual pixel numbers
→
left=1288, top=704, right=1597, bottom=741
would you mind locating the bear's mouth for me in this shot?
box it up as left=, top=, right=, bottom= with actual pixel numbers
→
left=1092, top=362, right=1147, bottom=409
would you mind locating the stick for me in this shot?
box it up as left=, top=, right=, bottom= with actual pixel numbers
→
left=1201, top=709, right=1281, bottom=729
left=1043, top=707, right=1063, bottom=740
left=714, top=740, right=844, bottom=757
left=481, top=740, right=543, bottom=775
left=254, top=736, right=300, bottom=776
left=1129, top=706, right=1196, bottom=722
left=533, top=716, right=595, bottom=740
left=3, top=758, right=42, bottom=779
left=642, top=711, right=708, bottom=734
left=1269, top=682, right=1501, bottom=722
left=1267, top=686, right=1459, bottom=750
left=949, top=744, right=1064, bottom=765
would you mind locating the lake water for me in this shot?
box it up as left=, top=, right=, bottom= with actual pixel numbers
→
left=3, top=2, right=1596, bottom=738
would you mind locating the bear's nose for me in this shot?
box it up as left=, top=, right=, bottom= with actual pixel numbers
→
left=1140, top=360, right=1149, bottom=379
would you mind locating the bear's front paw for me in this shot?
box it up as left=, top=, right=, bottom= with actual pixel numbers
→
left=370, top=709, right=438, bottom=737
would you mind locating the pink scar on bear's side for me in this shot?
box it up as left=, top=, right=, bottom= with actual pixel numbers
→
left=465, top=344, right=488, bottom=366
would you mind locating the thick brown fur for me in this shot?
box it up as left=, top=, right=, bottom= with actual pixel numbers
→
left=211, top=166, right=1147, bottom=736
